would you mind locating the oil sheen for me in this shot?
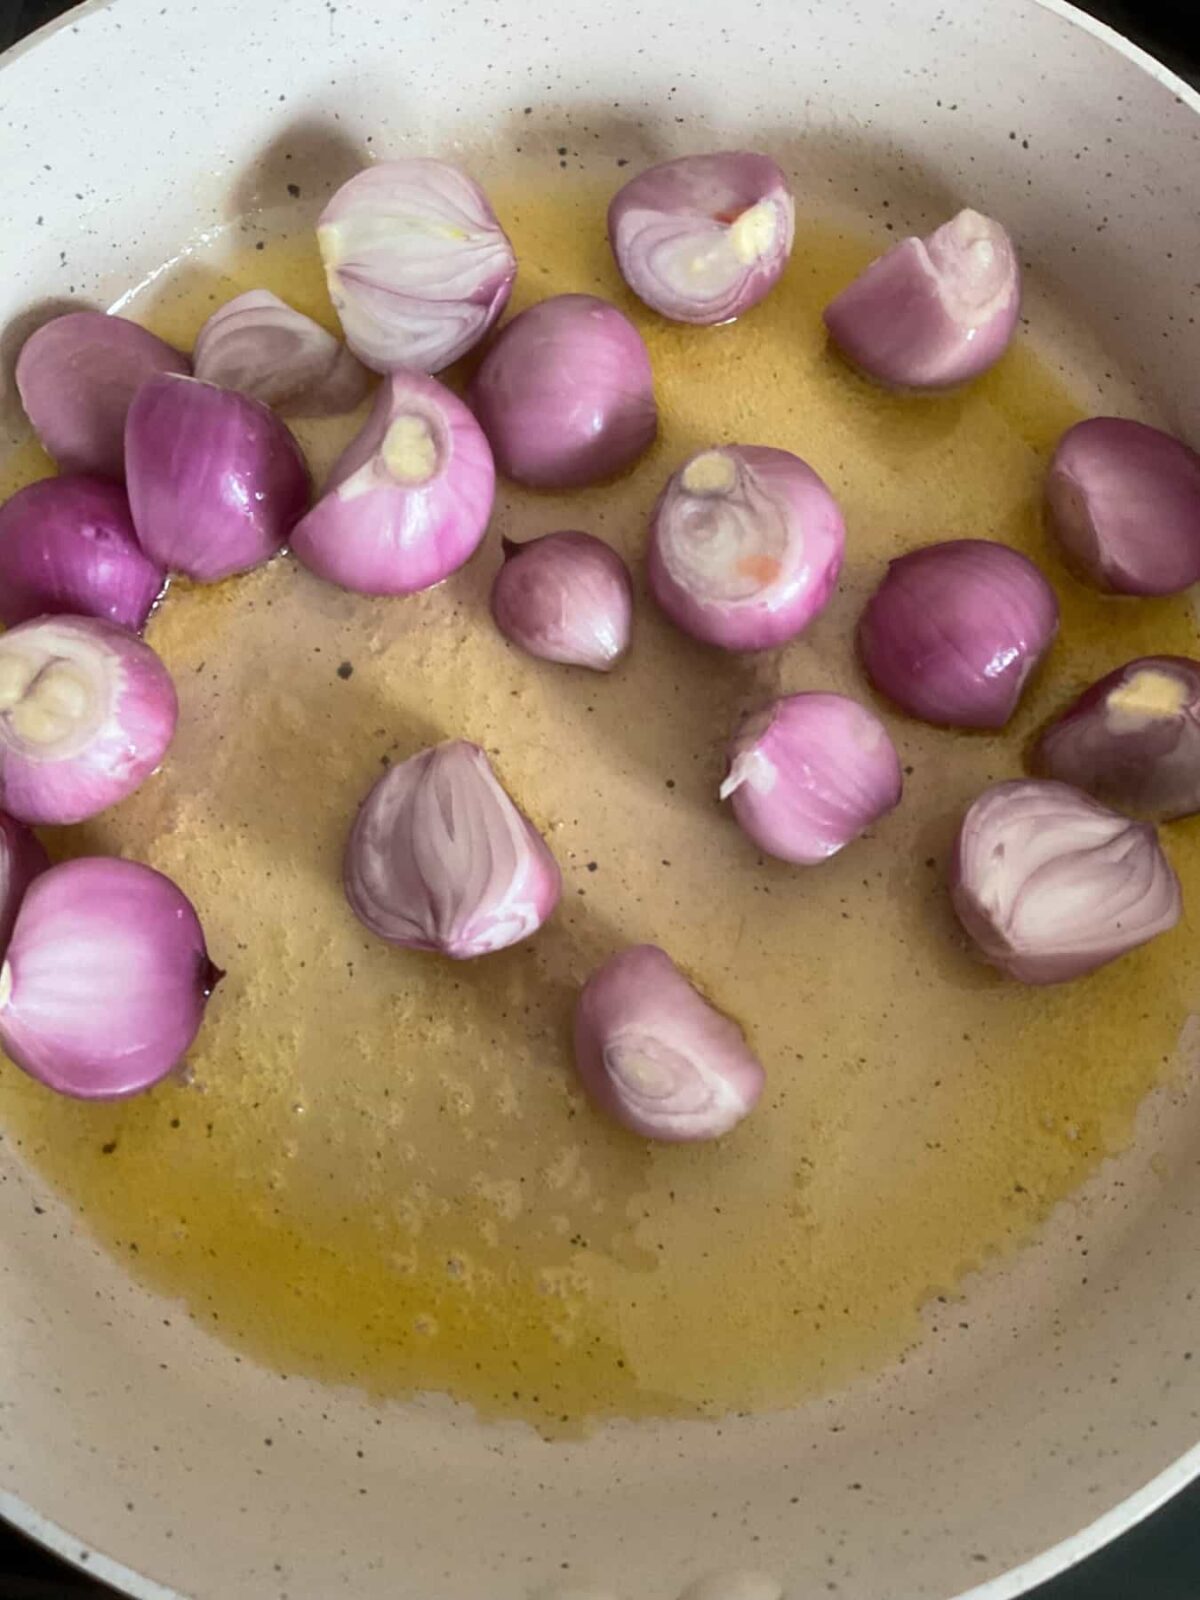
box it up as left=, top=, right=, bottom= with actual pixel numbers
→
left=2, top=180, right=1197, bottom=1437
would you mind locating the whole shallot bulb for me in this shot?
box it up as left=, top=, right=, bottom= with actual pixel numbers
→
left=721, top=693, right=902, bottom=863
left=468, top=295, right=657, bottom=490
left=344, top=740, right=561, bottom=959
left=193, top=289, right=372, bottom=416
left=125, top=374, right=310, bottom=583
left=0, top=475, right=164, bottom=631
left=573, top=944, right=765, bottom=1141
left=0, top=615, right=177, bottom=826
left=1044, top=417, right=1200, bottom=596
left=823, top=208, right=1020, bottom=389
left=291, top=370, right=495, bottom=596
left=608, top=151, right=795, bottom=324
left=16, top=310, right=190, bottom=480
left=648, top=445, right=844, bottom=650
left=0, top=857, right=221, bottom=1098
left=318, top=159, right=516, bottom=374
left=858, top=539, right=1058, bottom=728
left=0, top=810, right=48, bottom=957
left=490, top=532, right=633, bottom=671
left=1033, top=656, right=1200, bottom=822
left=950, top=779, right=1181, bottom=984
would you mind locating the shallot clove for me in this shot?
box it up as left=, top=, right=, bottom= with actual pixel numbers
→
left=468, top=294, right=658, bottom=490
left=573, top=944, right=765, bottom=1142
left=823, top=209, right=1020, bottom=389
left=1044, top=417, right=1200, bottom=596
left=0, top=857, right=221, bottom=1099
left=344, top=740, right=561, bottom=959
left=318, top=159, right=517, bottom=374
left=950, top=779, right=1181, bottom=984
left=0, top=810, right=49, bottom=958
left=193, top=289, right=372, bottom=417
left=1033, top=656, right=1200, bottom=821
left=721, top=692, right=902, bottom=863
left=607, top=151, right=795, bottom=325
left=125, top=373, right=310, bottom=583
left=858, top=539, right=1058, bottom=728
left=647, top=445, right=845, bottom=651
left=0, top=475, right=165, bottom=631
left=16, top=310, right=190, bottom=480
left=0, top=615, right=177, bottom=826
left=291, top=370, right=495, bottom=596
left=490, top=531, right=633, bottom=672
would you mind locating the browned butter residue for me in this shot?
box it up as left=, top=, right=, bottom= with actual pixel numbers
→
left=2, top=179, right=1198, bottom=1436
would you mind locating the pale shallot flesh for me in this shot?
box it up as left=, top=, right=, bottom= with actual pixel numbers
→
left=193, top=289, right=372, bottom=416
left=318, top=159, right=516, bottom=374
left=648, top=445, right=844, bottom=651
left=573, top=944, right=765, bottom=1141
left=0, top=615, right=177, bottom=826
left=291, top=370, right=494, bottom=596
left=608, top=151, right=795, bottom=325
left=344, top=740, right=561, bottom=959
left=951, top=779, right=1181, bottom=985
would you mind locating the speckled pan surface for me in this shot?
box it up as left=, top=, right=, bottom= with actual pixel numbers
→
left=1, top=0, right=1199, bottom=1597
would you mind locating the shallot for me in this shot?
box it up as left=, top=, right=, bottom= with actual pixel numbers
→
left=125, top=374, right=310, bottom=582
left=193, top=289, right=372, bottom=416
left=721, top=692, right=902, bottom=863
left=1044, top=417, right=1200, bottom=596
left=608, top=151, right=795, bottom=324
left=951, top=779, right=1181, bottom=984
left=16, top=310, right=190, bottom=480
left=0, top=857, right=221, bottom=1098
left=1033, top=656, right=1200, bottom=821
left=858, top=539, right=1058, bottom=728
left=490, top=531, right=633, bottom=671
left=648, top=445, right=844, bottom=650
left=344, top=740, right=561, bottom=958
left=573, top=944, right=764, bottom=1141
left=0, top=475, right=165, bottom=631
left=0, top=615, right=177, bottom=825
left=318, top=158, right=516, bottom=373
left=469, top=295, right=657, bottom=489
left=291, top=370, right=494, bottom=595
left=824, top=209, right=1020, bottom=389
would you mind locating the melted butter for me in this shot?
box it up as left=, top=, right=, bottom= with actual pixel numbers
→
left=2, top=180, right=1198, bottom=1436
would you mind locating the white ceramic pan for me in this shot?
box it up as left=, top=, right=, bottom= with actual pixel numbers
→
left=1, top=1, right=1199, bottom=1597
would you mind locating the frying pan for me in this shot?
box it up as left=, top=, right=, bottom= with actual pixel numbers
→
left=2, top=0, right=1199, bottom=1596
